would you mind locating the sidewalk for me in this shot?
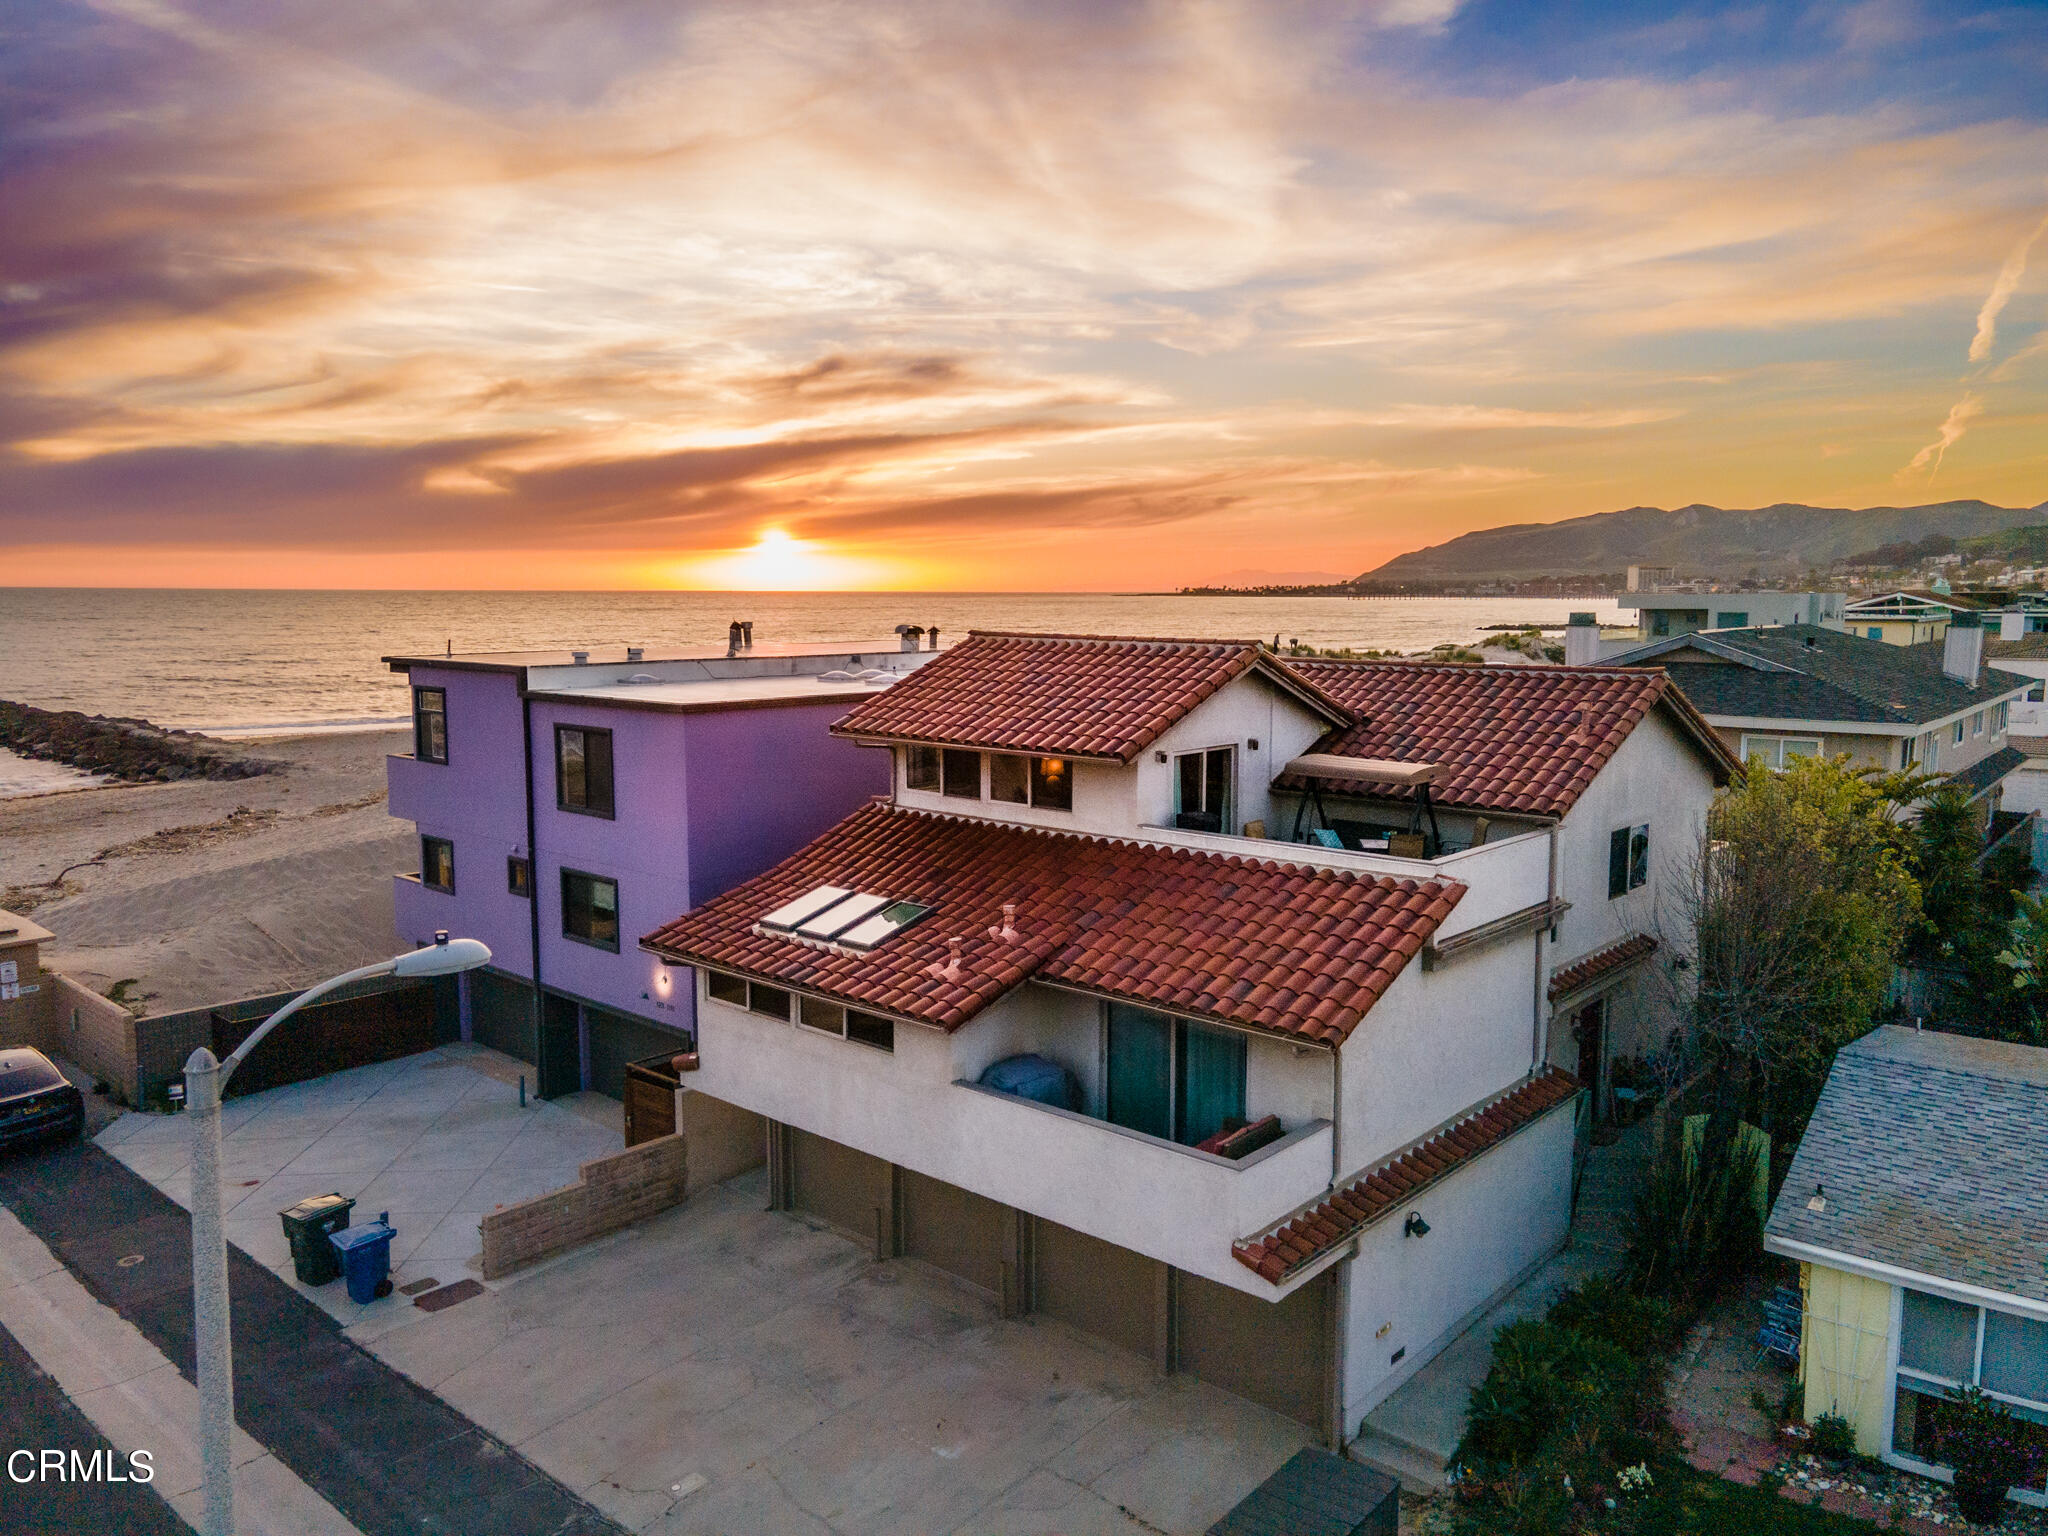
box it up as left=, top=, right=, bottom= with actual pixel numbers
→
left=0, top=1135, right=624, bottom=1536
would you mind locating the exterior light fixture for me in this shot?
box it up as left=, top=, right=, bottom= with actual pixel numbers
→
left=1404, top=1212, right=1430, bottom=1238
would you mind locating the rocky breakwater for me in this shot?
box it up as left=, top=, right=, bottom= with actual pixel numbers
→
left=0, top=700, right=280, bottom=783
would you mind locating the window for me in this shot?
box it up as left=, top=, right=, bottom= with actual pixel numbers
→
left=1175, top=747, right=1234, bottom=833
left=1868, top=626, right=1884, bottom=640
left=1740, top=735, right=1823, bottom=771
left=1650, top=612, right=1672, bottom=638
left=413, top=687, right=448, bottom=764
left=1953, top=720, right=1966, bottom=747
left=555, top=725, right=615, bottom=817
left=847, top=1009, right=894, bottom=1052
left=1995, top=702, right=2010, bottom=733
left=942, top=748, right=981, bottom=799
left=1106, top=1003, right=1247, bottom=1147
left=561, top=869, right=619, bottom=950
left=748, top=983, right=791, bottom=1021
left=1031, top=756, right=1073, bottom=811
left=799, top=996, right=846, bottom=1036
left=1607, top=824, right=1649, bottom=898
left=1715, top=611, right=1748, bottom=629
left=1893, top=1288, right=2048, bottom=1494
left=507, top=856, right=531, bottom=898
left=706, top=970, right=747, bottom=1006
left=1972, top=710, right=1985, bottom=737
left=904, top=745, right=941, bottom=792
left=990, top=754, right=1030, bottom=805
left=420, top=835, right=454, bottom=893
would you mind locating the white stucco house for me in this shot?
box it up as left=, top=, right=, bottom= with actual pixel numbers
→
left=641, top=633, right=1737, bottom=1450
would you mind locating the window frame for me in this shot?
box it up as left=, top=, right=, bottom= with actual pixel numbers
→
left=559, top=866, right=621, bottom=952
left=941, top=748, right=982, bottom=799
left=705, top=969, right=747, bottom=1006
left=1953, top=720, right=1966, bottom=747
left=904, top=745, right=941, bottom=792
left=1972, top=711, right=1985, bottom=737
left=554, top=724, right=617, bottom=819
left=988, top=753, right=1030, bottom=806
left=1030, top=755, right=1073, bottom=811
left=1891, top=1288, right=2048, bottom=1497
left=1104, top=1002, right=1249, bottom=1147
left=1173, top=746, right=1236, bottom=831
left=1608, top=824, right=1649, bottom=899
left=412, top=687, right=448, bottom=764
left=507, top=855, right=532, bottom=898
left=420, top=834, right=455, bottom=894
left=1739, top=735, right=1824, bottom=771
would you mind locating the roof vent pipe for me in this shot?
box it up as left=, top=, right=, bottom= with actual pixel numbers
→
left=1564, top=612, right=1600, bottom=668
left=626, top=646, right=644, bottom=663
left=895, top=623, right=924, bottom=653
left=987, top=904, right=1018, bottom=944
left=927, top=625, right=940, bottom=650
left=571, top=650, right=589, bottom=665
left=926, top=936, right=964, bottom=983
left=1943, top=611, right=1984, bottom=686
left=728, top=620, right=743, bottom=656
left=741, top=621, right=753, bottom=648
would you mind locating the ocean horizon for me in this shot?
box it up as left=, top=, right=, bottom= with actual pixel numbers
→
left=1, top=587, right=1624, bottom=736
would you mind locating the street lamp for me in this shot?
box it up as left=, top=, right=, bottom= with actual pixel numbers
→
left=185, top=932, right=489, bottom=1536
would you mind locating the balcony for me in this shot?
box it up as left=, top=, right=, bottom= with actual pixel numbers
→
left=386, top=750, right=452, bottom=826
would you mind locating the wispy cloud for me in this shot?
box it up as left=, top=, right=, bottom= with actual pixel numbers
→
left=1969, top=208, right=2048, bottom=364
left=1900, top=393, right=1983, bottom=483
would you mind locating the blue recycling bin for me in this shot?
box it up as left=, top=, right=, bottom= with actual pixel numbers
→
left=328, top=1212, right=396, bottom=1303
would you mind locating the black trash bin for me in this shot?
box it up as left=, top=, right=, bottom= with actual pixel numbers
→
left=279, top=1193, right=355, bottom=1286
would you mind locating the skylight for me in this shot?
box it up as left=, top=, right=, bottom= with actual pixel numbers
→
left=794, top=891, right=893, bottom=939
left=759, top=885, right=853, bottom=932
left=837, top=900, right=934, bottom=952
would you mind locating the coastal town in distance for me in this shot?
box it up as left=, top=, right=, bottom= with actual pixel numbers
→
left=5, top=3, right=2048, bottom=1534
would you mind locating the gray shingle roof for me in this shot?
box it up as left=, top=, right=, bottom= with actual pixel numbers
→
left=1765, top=1026, right=2048, bottom=1304
left=1618, top=624, right=2030, bottom=727
left=1946, top=744, right=2025, bottom=797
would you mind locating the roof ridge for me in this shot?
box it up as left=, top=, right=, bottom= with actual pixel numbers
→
left=963, top=630, right=1265, bottom=649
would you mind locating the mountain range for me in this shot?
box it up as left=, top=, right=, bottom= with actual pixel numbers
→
left=1363, top=500, right=2048, bottom=582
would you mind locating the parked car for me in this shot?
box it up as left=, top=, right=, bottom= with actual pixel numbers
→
left=0, top=1047, right=84, bottom=1150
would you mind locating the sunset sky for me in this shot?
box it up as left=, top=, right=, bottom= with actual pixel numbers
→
left=5, top=0, right=2047, bottom=590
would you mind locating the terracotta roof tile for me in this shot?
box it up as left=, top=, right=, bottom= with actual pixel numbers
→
left=833, top=632, right=1351, bottom=763
left=1231, top=1069, right=1580, bottom=1285
left=1548, top=933, right=1658, bottom=1002
left=641, top=801, right=1461, bottom=1046
left=1276, top=661, right=1735, bottom=818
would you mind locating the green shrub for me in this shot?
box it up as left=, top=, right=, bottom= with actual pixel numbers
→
left=1549, top=1276, right=1677, bottom=1358
left=1809, top=1411, right=1854, bottom=1460
left=1460, top=1319, right=1637, bottom=1464
left=1626, top=1116, right=1765, bottom=1301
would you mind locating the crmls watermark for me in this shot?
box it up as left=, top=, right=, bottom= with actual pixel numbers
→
left=8, top=1448, right=155, bottom=1483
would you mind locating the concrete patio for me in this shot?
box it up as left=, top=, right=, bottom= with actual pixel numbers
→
left=95, top=1042, right=623, bottom=1321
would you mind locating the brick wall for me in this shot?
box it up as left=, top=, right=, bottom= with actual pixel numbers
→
left=49, top=975, right=140, bottom=1104
left=479, top=1133, right=688, bottom=1280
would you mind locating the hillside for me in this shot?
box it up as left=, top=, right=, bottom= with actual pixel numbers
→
left=1364, top=500, right=2048, bottom=582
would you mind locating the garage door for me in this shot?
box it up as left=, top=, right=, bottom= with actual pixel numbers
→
left=1033, top=1218, right=1160, bottom=1362
left=1177, top=1269, right=1334, bottom=1435
left=585, top=1005, right=689, bottom=1100
left=468, top=969, right=535, bottom=1063
left=789, top=1127, right=891, bottom=1250
left=901, top=1170, right=1006, bottom=1296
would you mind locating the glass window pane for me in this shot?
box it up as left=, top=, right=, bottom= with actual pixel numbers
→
left=559, top=728, right=586, bottom=806
left=846, top=1010, right=894, bottom=1052
left=1609, top=827, right=1630, bottom=897
left=1107, top=1004, right=1172, bottom=1140
left=905, top=746, right=940, bottom=791
left=1783, top=739, right=1821, bottom=762
left=1176, top=1022, right=1247, bottom=1147
left=1205, top=748, right=1234, bottom=819
left=1178, top=752, right=1203, bottom=815
left=707, top=970, right=746, bottom=1005
left=748, top=984, right=790, bottom=1021
left=1900, top=1288, right=1979, bottom=1382
left=585, top=729, right=615, bottom=815
left=1983, top=1309, right=2048, bottom=1405
left=799, top=996, right=846, bottom=1036
left=1030, top=756, right=1072, bottom=810
left=942, top=749, right=981, bottom=798
left=1629, top=825, right=1649, bottom=890
left=989, top=754, right=1029, bottom=805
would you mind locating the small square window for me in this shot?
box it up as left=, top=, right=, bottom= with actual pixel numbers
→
left=799, top=996, right=847, bottom=1036
left=846, top=1009, right=894, bottom=1052
left=989, top=754, right=1030, bottom=805
left=706, top=970, right=747, bottom=1006
left=748, top=983, right=791, bottom=1021
left=421, top=835, right=455, bottom=893
left=1953, top=721, right=1965, bottom=746
left=561, top=869, right=620, bottom=951
left=507, top=856, right=531, bottom=898
left=556, top=725, right=616, bottom=817
left=1031, top=756, right=1073, bottom=811
left=942, top=749, right=982, bottom=799
left=1972, top=711, right=1984, bottom=737
left=1608, top=825, right=1648, bottom=897
left=413, top=688, right=448, bottom=764
left=905, top=745, right=940, bottom=792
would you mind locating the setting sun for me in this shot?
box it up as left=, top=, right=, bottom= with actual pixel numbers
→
left=680, top=529, right=904, bottom=591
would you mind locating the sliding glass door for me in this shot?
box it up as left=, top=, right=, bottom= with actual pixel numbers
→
left=1106, top=1003, right=1247, bottom=1147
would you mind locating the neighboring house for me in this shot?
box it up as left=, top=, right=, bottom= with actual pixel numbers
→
left=1764, top=1026, right=2048, bottom=1510
left=1607, top=621, right=2032, bottom=832
left=382, top=635, right=941, bottom=1100
left=1617, top=590, right=1844, bottom=643
left=639, top=633, right=1733, bottom=1450
left=1841, top=588, right=2014, bottom=646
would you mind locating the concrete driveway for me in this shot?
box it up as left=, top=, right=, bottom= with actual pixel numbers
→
left=355, top=1169, right=1311, bottom=1535
left=95, top=1042, right=622, bottom=1321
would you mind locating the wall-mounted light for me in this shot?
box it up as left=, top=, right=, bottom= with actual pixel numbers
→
left=1404, top=1212, right=1430, bottom=1238
left=655, top=967, right=672, bottom=993
left=1155, top=750, right=1168, bottom=764
left=1247, top=738, right=1260, bottom=751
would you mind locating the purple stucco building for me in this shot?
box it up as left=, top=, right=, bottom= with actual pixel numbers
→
left=383, top=633, right=940, bottom=1098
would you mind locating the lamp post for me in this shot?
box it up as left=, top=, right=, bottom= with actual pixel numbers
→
left=186, top=932, right=489, bottom=1536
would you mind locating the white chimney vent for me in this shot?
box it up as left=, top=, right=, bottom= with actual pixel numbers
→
left=1942, top=614, right=1984, bottom=686
left=987, top=904, right=1018, bottom=944
left=571, top=650, right=589, bottom=665
left=1564, top=612, right=1601, bottom=668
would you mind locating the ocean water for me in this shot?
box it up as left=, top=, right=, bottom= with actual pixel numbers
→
left=0, top=588, right=1623, bottom=736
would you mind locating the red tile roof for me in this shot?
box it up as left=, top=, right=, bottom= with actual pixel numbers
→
left=1276, top=662, right=1737, bottom=818
left=1232, top=1069, right=1581, bottom=1286
left=1548, top=933, right=1658, bottom=1002
left=641, top=801, right=1463, bottom=1046
left=832, top=632, right=1353, bottom=763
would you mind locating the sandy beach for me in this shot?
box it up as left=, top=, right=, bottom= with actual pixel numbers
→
left=0, top=729, right=411, bottom=1015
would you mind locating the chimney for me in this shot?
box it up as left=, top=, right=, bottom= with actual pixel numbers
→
left=1943, top=611, right=1984, bottom=685
left=2001, top=611, right=2026, bottom=642
left=895, top=623, right=923, bottom=653
left=927, top=625, right=940, bottom=650
left=626, top=646, right=644, bottom=663
left=571, top=650, right=589, bottom=666
left=1564, top=612, right=1601, bottom=667
left=728, top=620, right=743, bottom=656
left=741, top=621, right=754, bottom=649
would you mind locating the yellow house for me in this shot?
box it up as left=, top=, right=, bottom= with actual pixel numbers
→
left=1764, top=1027, right=2048, bottom=1509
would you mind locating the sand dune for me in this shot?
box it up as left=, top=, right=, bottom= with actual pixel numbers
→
left=1, top=729, right=411, bottom=1014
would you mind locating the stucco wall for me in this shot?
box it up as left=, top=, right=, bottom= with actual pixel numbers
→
left=1344, top=1097, right=1578, bottom=1429
left=1801, top=1262, right=1896, bottom=1457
